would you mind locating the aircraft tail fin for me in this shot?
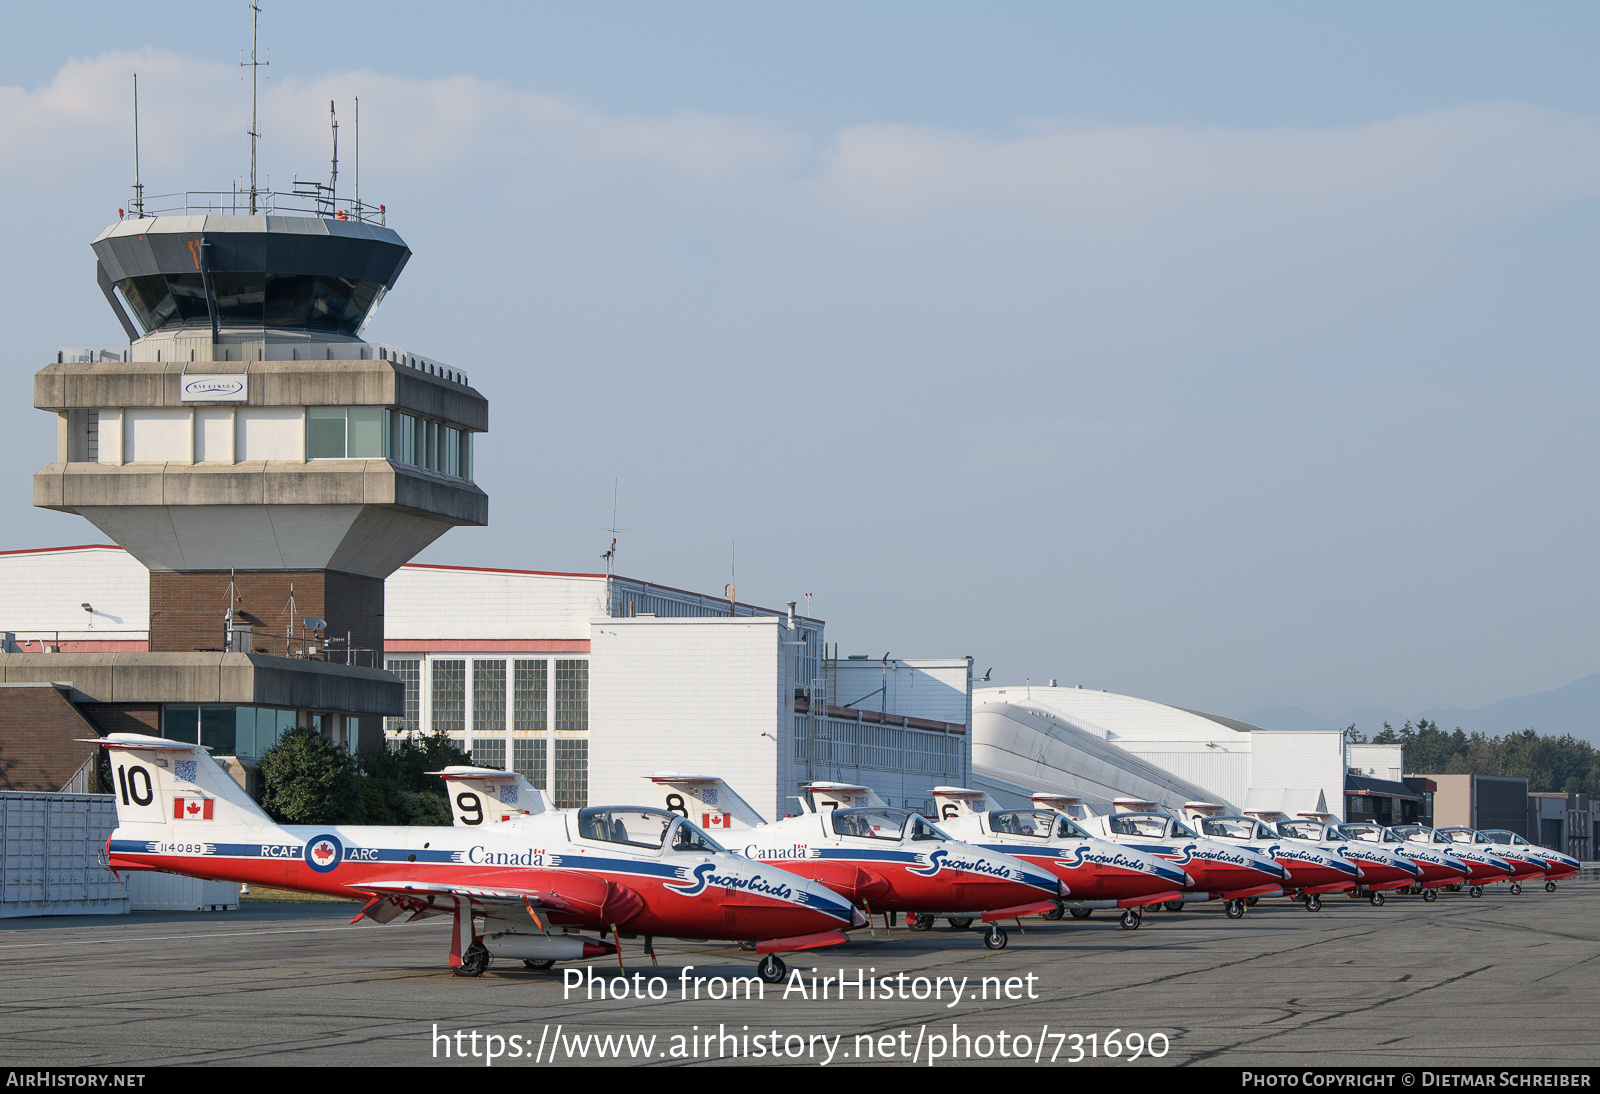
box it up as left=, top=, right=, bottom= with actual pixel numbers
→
left=1181, top=800, right=1228, bottom=824
left=87, top=734, right=273, bottom=828
left=1031, top=792, right=1092, bottom=821
left=644, top=774, right=767, bottom=830
left=431, top=766, right=553, bottom=826
left=931, top=785, right=989, bottom=821
left=801, top=781, right=887, bottom=812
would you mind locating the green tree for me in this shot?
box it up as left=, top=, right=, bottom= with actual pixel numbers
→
left=259, top=726, right=361, bottom=825
left=356, top=732, right=472, bottom=825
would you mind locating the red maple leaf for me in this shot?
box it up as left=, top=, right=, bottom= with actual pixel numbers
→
left=186, top=802, right=201, bottom=815
left=313, top=842, right=335, bottom=863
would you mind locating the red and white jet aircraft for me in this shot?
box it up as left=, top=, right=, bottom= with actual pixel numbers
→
left=1070, top=799, right=1290, bottom=919
left=928, top=787, right=1192, bottom=930
left=1388, top=825, right=1515, bottom=898
left=645, top=776, right=1066, bottom=951
left=1433, top=827, right=1550, bottom=894
left=1269, top=813, right=1421, bottom=905
left=94, top=735, right=863, bottom=982
left=1332, top=823, right=1469, bottom=901
left=1179, top=804, right=1362, bottom=912
left=1477, top=829, right=1581, bottom=891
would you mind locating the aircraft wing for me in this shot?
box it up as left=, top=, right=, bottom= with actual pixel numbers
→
left=347, top=868, right=645, bottom=927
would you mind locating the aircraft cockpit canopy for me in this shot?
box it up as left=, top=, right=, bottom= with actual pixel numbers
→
left=989, top=810, right=1088, bottom=841
left=829, top=808, right=950, bottom=842
left=1338, top=823, right=1401, bottom=844
left=1108, top=813, right=1172, bottom=839
left=1277, top=821, right=1328, bottom=841
left=1436, top=827, right=1486, bottom=845
left=1480, top=830, right=1530, bottom=847
left=1200, top=816, right=1267, bottom=840
left=1389, top=825, right=1435, bottom=843
left=576, top=807, right=725, bottom=853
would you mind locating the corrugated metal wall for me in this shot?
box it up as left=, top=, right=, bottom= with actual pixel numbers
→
left=0, top=792, right=128, bottom=918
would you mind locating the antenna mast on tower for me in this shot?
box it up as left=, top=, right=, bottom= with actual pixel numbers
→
left=241, top=1, right=269, bottom=214
left=601, top=479, right=626, bottom=613
left=131, top=73, right=144, bottom=217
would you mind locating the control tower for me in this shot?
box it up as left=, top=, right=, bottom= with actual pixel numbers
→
left=7, top=186, right=487, bottom=764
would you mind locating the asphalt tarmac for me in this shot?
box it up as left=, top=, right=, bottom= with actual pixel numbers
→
left=1, top=880, right=1595, bottom=1068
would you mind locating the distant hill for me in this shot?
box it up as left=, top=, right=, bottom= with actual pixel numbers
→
left=1237, top=706, right=1336, bottom=733
left=1241, top=673, right=1600, bottom=747
left=1421, top=672, right=1600, bottom=746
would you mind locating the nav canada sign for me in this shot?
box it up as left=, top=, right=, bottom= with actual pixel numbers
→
left=180, top=374, right=248, bottom=402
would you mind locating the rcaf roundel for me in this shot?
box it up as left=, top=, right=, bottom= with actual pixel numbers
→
left=305, top=834, right=344, bottom=873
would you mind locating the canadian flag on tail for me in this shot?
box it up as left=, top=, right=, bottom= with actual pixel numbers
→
left=173, top=796, right=214, bottom=820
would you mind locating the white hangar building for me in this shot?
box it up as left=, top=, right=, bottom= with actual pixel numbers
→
left=969, top=683, right=1347, bottom=821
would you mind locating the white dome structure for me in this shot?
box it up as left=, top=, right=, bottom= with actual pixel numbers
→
left=971, top=684, right=1345, bottom=820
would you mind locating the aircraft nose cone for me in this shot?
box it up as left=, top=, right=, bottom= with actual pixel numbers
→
left=850, top=906, right=868, bottom=929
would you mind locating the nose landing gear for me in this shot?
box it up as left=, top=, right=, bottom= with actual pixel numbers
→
left=1119, top=909, right=1142, bottom=930
left=1224, top=899, right=1245, bottom=920
left=983, top=924, right=1009, bottom=950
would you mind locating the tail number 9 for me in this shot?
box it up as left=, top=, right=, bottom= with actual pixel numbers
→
left=457, top=791, right=483, bottom=825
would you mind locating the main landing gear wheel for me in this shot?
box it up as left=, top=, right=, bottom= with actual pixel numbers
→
left=1070, top=907, right=1093, bottom=920
left=757, top=954, right=786, bottom=984
left=948, top=917, right=975, bottom=929
left=1305, top=895, right=1323, bottom=912
left=1164, top=900, right=1185, bottom=913
left=738, top=940, right=757, bottom=951
left=1469, top=886, right=1483, bottom=898
left=909, top=914, right=935, bottom=932
left=1368, top=891, right=1385, bottom=907
left=1422, top=888, right=1438, bottom=903
left=1509, top=882, right=1523, bottom=895
left=1119, top=909, right=1142, bottom=930
left=454, top=942, right=491, bottom=978
left=1245, top=896, right=1260, bottom=907
left=1546, top=880, right=1558, bottom=893
left=1042, top=905, right=1064, bottom=921
left=522, top=958, right=556, bottom=970
left=983, top=925, right=1009, bottom=950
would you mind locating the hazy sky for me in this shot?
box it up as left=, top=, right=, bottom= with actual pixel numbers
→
left=3, top=2, right=1598, bottom=726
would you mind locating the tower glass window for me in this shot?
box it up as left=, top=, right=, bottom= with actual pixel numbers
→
left=114, top=273, right=387, bottom=336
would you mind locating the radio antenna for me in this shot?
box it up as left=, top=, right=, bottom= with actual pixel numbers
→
left=131, top=73, right=144, bottom=217
left=329, top=100, right=339, bottom=205
left=241, top=1, right=268, bottom=214
left=354, top=96, right=359, bottom=213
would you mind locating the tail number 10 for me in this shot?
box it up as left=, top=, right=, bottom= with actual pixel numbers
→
left=117, top=764, right=154, bottom=807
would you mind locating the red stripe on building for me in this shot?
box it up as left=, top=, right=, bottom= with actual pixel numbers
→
left=383, top=639, right=592, bottom=653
